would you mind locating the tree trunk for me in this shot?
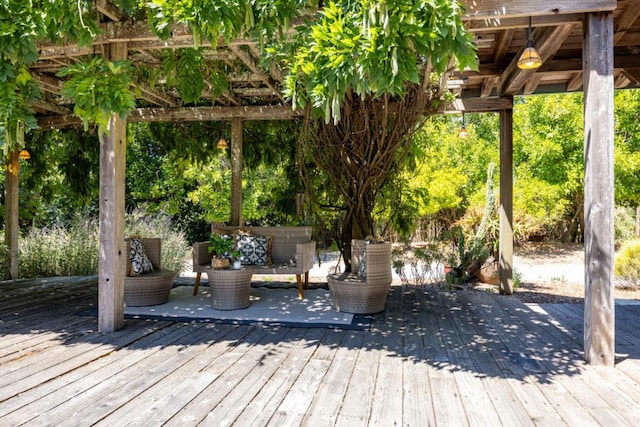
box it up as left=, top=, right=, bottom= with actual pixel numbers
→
left=300, top=85, right=440, bottom=272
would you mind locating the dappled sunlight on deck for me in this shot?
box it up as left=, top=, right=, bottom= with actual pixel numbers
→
left=1, top=277, right=640, bottom=425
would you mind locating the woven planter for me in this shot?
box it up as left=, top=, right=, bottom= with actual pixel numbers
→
left=326, top=240, right=392, bottom=314
left=327, top=273, right=390, bottom=314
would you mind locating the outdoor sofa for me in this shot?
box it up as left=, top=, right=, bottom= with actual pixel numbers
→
left=192, top=226, right=316, bottom=298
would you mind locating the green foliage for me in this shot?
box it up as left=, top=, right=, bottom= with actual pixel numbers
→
left=614, top=239, right=640, bottom=290
left=208, top=233, right=234, bottom=258
left=283, top=0, right=476, bottom=122
left=58, top=57, right=136, bottom=132
left=614, top=90, right=640, bottom=206
left=162, top=49, right=208, bottom=104
left=0, top=241, right=9, bottom=278
left=614, top=206, right=637, bottom=248
left=147, top=0, right=302, bottom=46
left=0, top=0, right=99, bottom=140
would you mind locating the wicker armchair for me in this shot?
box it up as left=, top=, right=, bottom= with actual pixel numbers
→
left=327, top=240, right=392, bottom=314
left=124, top=238, right=177, bottom=306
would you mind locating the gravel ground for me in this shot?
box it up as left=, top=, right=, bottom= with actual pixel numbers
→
left=312, top=242, right=640, bottom=304
left=508, top=242, right=640, bottom=304
left=183, top=242, right=640, bottom=305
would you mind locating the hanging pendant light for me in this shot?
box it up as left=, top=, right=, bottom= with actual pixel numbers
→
left=216, top=138, right=228, bottom=150
left=19, top=149, right=31, bottom=160
left=517, top=17, right=542, bottom=70
left=458, top=113, right=469, bottom=139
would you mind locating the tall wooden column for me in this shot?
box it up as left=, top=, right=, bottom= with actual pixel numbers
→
left=98, top=42, right=128, bottom=332
left=4, top=149, right=19, bottom=279
left=583, top=12, right=615, bottom=366
left=230, top=118, right=243, bottom=226
left=499, top=108, right=514, bottom=295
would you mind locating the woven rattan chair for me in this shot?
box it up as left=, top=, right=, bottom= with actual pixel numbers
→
left=125, top=238, right=177, bottom=306
left=327, top=240, right=392, bottom=314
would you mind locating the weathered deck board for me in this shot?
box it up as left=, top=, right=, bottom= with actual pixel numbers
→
left=1, top=278, right=640, bottom=426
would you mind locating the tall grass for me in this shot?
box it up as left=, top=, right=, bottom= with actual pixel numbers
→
left=19, top=217, right=100, bottom=277
left=11, top=209, right=190, bottom=278
left=125, top=208, right=191, bottom=273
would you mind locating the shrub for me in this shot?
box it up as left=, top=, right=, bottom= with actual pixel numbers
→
left=614, top=239, right=640, bottom=289
left=614, top=206, right=637, bottom=248
left=0, top=241, right=10, bottom=278
left=16, top=209, right=190, bottom=278
left=392, top=243, right=446, bottom=286
left=19, top=217, right=100, bottom=277
left=125, top=208, right=191, bottom=273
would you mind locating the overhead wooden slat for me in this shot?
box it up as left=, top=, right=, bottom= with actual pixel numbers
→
left=614, top=71, right=632, bottom=88
left=95, top=0, right=123, bottom=22
left=566, top=72, right=584, bottom=91
left=523, top=74, right=542, bottom=94
left=442, top=97, right=513, bottom=113
left=461, top=0, right=616, bottom=20
left=30, top=100, right=71, bottom=115
left=221, top=90, right=242, bottom=106
left=621, top=68, right=640, bottom=85
left=493, top=29, right=514, bottom=63
left=481, top=76, right=499, bottom=97
left=228, top=46, right=286, bottom=103
left=31, top=72, right=64, bottom=94
left=465, top=14, right=584, bottom=32
left=136, top=83, right=180, bottom=107
left=25, top=1, right=640, bottom=127
left=614, top=2, right=640, bottom=43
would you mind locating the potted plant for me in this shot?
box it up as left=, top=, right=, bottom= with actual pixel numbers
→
left=208, top=234, right=234, bottom=269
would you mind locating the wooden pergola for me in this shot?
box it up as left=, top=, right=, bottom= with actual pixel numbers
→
left=4, top=0, right=633, bottom=366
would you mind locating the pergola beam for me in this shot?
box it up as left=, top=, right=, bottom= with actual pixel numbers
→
left=461, top=0, right=616, bottom=20
left=37, top=105, right=303, bottom=130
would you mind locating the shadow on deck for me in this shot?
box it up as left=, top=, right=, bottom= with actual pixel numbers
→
left=2, top=276, right=640, bottom=425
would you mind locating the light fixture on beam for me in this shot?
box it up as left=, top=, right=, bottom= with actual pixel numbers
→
left=458, top=113, right=469, bottom=139
left=19, top=149, right=31, bottom=160
left=216, top=138, right=228, bottom=150
left=517, top=17, right=542, bottom=70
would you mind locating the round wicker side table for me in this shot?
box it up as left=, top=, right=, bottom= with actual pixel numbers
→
left=208, top=268, right=253, bottom=310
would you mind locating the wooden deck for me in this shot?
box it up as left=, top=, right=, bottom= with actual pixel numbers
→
left=2, top=277, right=640, bottom=426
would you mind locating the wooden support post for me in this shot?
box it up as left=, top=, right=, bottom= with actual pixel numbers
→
left=583, top=12, right=615, bottom=366
left=499, top=108, right=514, bottom=295
left=230, top=118, right=243, bottom=226
left=4, top=149, right=19, bottom=279
left=98, top=42, right=128, bottom=332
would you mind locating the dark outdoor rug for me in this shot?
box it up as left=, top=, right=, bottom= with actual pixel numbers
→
left=85, top=284, right=371, bottom=330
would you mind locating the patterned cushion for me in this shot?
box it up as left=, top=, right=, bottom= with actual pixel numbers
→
left=236, top=234, right=272, bottom=265
left=128, top=238, right=154, bottom=276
